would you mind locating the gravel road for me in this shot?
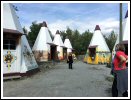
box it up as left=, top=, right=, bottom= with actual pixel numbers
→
left=3, top=61, right=113, bottom=97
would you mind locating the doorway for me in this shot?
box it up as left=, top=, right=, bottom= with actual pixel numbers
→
left=50, top=45, right=57, bottom=60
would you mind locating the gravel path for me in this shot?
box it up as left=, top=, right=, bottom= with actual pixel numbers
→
left=3, top=61, right=113, bottom=97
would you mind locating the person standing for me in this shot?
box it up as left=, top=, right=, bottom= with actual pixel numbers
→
left=111, top=44, right=119, bottom=97
left=113, top=43, right=128, bottom=97
left=67, top=52, right=73, bottom=69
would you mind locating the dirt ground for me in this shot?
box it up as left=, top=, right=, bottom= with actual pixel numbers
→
left=2, top=61, right=114, bottom=98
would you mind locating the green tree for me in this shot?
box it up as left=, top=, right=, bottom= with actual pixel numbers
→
left=71, top=29, right=81, bottom=55
left=28, top=21, right=41, bottom=47
left=60, top=28, right=93, bottom=55
left=66, top=27, right=73, bottom=40
left=80, top=30, right=93, bottom=54
left=104, top=30, right=117, bottom=52
left=48, top=29, right=54, bottom=40
left=23, top=26, right=28, bottom=34
left=60, top=30, right=67, bottom=42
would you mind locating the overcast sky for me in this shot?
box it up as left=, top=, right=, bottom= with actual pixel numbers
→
left=12, top=2, right=128, bottom=36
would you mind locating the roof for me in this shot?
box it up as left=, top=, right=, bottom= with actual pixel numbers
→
left=32, top=26, right=53, bottom=51
left=88, top=45, right=98, bottom=48
left=41, top=21, right=47, bottom=27
left=47, top=42, right=58, bottom=46
left=53, top=30, right=65, bottom=47
left=3, top=28, right=23, bottom=36
left=120, top=40, right=128, bottom=44
left=64, top=38, right=72, bottom=49
left=89, top=25, right=110, bottom=52
left=60, top=45, right=67, bottom=48
left=3, top=3, right=24, bottom=34
left=56, top=30, right=60, bottom=34
left=94, top=25, right=101, bottom=31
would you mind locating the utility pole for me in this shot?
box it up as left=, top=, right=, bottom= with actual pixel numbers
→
left=119, top=3, right=123, bottom=43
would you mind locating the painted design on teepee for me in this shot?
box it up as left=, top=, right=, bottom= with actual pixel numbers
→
left=86, top=25, right=111, bottom=64
left=3, top=3, right=38, bottom=77
left=23, top=45, right=34, bottom=65
left=3, top=51, right=17, bottom=70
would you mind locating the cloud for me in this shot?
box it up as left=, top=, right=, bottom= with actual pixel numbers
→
left=97, top=18, right=119, bottom=34
left=48, top=19, right=75, bottom=35
left=20, top=16, right=119, bottom=37
left=13, top=3, right=127, bottom=36
left=48, top=17, right=119, bottom=36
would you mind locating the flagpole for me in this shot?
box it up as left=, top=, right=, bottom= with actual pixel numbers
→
left=119, top=3, right=123, bottom=43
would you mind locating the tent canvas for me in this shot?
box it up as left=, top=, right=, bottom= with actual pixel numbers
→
left=112, top=10, right=128, bottom=58
left=32, top=22, right=57, bottom=61
left=89, top=25, right=110, bottom=52
left=3, top=3, right=38, bottom=77
left=53, top=30, right=65, bottom=60
left=64, top=38, right=73, bottom=53
left=122, top=11, right=128, bottom=42
left=86, top=25, right=111, bottom=64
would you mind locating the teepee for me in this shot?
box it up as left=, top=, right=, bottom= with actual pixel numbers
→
left=64, top=37, right=73, bottom=53
left=3, top=3, right=38, bottom=78
left=86, top=25, right=111, bottom=64
left=53, top=30, right=65, bottom=60
left=112, top=10, right=128, bottom=58
left=122, top=10, right=128, bottom=42
left=64, top=37, right=73, bottom=59
left=122, top=10, right=128, bottom=55
left=32, top=21, right=57, bottom=62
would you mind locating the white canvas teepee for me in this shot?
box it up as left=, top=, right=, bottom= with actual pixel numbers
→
left=87, top=25, right=110, bottom=64
left=53, top=30, right=65, bottom=60
left=3, top=3, right=23, bottom=33
left=64, top=37, right=72, bottom=53
left=3, top=3, right=38, bottom=77
left=112, top=10, right=128, bottom=58
left=21, top=36, right=38, bottom=73
left=32, top=21, right=57, bottom=61
left=123, top=11, right=128, bottom=41
left=89, top=25, right=110, bottom=52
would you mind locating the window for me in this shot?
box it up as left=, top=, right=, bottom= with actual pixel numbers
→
left=3, top=39, right=16, bottom=50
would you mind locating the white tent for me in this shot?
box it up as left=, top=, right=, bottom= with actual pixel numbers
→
left=32, top=21, right=57, bottom=61
left=122, top=11, right=128, bottom=41
left=89, top=25, right=110, bottom=52
left=112, top=10, right=128, bottom=58
left=53, top=30, right=65, bottom=60
left=3, top=3, right=38, bottom=78
left=86, top=25, right=110, bottom=64
left=64, top=37, right=73, bottom=53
